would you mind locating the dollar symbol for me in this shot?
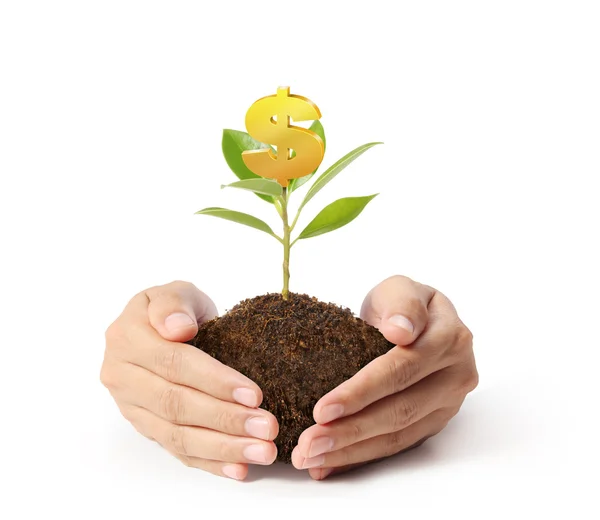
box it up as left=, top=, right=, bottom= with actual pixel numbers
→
left=242, top=86, right=325, bottom=187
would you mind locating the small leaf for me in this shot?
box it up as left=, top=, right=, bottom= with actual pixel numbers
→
left=221, top=178, right=283, bottom=197
left=195, top=207, right=280, bottom=240
left=288, top=120, right=327, bottom=194
left=221, top=129, right=274, bottom=203
left=297, top=195, right=378, bottom=240
left=298, top=142, right=382, bottom=211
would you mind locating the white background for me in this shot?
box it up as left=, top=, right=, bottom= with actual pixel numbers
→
left=1, top=0, right=599, bottom=518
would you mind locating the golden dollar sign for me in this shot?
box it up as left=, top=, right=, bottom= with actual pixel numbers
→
left=242, top=86, right=325, bottom=187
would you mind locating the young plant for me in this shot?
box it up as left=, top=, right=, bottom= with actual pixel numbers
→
left=196, top=121, right=382, bottom=299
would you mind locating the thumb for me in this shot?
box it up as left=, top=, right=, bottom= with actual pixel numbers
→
left=360, top=275, right=434, bottom=346
left=146, top=281, right=218, bottom=342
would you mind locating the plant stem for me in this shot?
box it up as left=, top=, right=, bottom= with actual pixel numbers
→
left=281, top=187, right=291, bottom=300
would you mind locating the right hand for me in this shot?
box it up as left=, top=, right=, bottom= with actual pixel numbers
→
left=100, top=281, right=279, bottom=480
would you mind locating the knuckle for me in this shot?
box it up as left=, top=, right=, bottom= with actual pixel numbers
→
left=388, top=355, right=420, bottom=392
left=388, top=403, right=402, bottom=430
left=218, top=440, right=237, bottom=462
left=445, top=322, right=474, bottom=362
left=391, top=397, right=419, bottom=429
left=457, top=322, right=474, bottom=347
left=99, top=362, right=119, bottom=391
left=105, top=320, right=124, bottom=347
left=156, top=344, right=186, bottom=382
left=336, top=446, right=353, bottom=467
left=385, top=429, right=407, bottom=455
left=463, top=364, right=479, bottom=393
left=404, top=297, right=428, bottom=326
left=213, top=409, right=236, bottom=433
left=383, top=361, right=398, bottom=393
left=99, top=365, right=111, bottom=389
left=347, top=422, right=363, bottom=443
left=169, top=424, right=189, bottom=456
left=158, top=385, right=187, bottom=423
left=452, top=355, right=479, bottom=395
left=104, top=318, right=138, bottom=361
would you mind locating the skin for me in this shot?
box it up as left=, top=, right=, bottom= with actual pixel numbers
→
left=101, top=276, right=478, bottom=481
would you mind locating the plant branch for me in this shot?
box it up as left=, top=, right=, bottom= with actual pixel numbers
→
left=289, top=206, right=302, bottom=234
left=274, top=197, right=284, bottom=218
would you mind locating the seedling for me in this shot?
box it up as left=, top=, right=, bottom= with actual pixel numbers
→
left=197, top=116, right=381, bottom=299
left=191, top=92, right=388, bottom=463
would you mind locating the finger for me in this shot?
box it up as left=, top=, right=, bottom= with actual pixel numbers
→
left=313, top=343, right=446, bottom=424
left=167, top=450, right=248, bottom=481
left=293, top=409, right=449, bottom=470
left=112, top=363, right=278, bottom=440
left=128, top=406, right=278, bottom=465
left=145, top=281, right=218, bottom=342
left=123, top=404, right=251, bottom=479
left=313, top=291, right=460, bottom=424
left=107, top=307, right=264, bottom=408
left=307, top=437, right=429, bottom=480
left=360, top=275, right=435, bottom=346
left=297, top=369, right=455, bottom=458
left=308, top=463, right=364, bottom=481
left=121, top=403, right=250, bottom=479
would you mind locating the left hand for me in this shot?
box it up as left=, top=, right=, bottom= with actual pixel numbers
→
left=291, top=275, right=479, bottom=480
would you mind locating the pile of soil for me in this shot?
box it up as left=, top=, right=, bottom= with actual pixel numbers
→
left=189, top=292, right=394, bottom=462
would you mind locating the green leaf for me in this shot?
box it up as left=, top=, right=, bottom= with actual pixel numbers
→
left=298, top=142, right=382, bottom=211
left=296, top=194, right=378, bottom=240
left=195, top=207, right=280, bottom=241
left=288, top=120, right=326, bottom=194
left=221, top=178, right=283, bottom=197
left=221, top=129, right=274, bottom=203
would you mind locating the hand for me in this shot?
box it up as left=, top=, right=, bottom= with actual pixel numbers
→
left=100, top=281, right=279, bottom=480
left=292, top=275, right=478, bottom=480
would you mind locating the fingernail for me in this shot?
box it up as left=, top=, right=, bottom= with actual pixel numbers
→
left=319, top=404, right=344, bottom=423
left=164, top=312, right=195, bottom=332
left=233, top=388, right=259, bottom=408
left=320, top=468, right=334, bottom=480
left=245, top=417, right=271, bottom=440
left=243, top=444, right=269, bottom=463
left=302, top=454, right=325, bottom=469
left=389, top=314, right=414, bottom=334
left=308, top=436, right=334, bottom=458
left=222, top=464, right=244, bottom=480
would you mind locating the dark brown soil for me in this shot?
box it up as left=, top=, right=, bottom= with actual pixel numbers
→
left=189, top=292, right=394, bottom=463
